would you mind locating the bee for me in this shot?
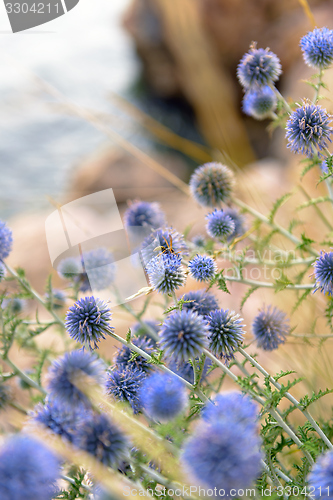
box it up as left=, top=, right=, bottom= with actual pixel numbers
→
left=154, top=235, right=180, bottom=257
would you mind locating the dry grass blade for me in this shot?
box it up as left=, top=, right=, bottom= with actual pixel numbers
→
left=297, top=0, right=316, bottom=28
left=109, top=92, right=213, bottom=163
left=154, top=0, right=255, bottom=166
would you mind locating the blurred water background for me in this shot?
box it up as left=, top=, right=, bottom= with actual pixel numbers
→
left=0, top=0, right=140, bottom=218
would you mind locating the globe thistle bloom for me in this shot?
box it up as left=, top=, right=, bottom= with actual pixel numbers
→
left=192, top=234, right=206, bottom=248
left=242, top=85, right=277, bottom=120
left=124, top=200, right=166, bottom=231
left=167, top=357, right=212, bottom=385
left=182, top=419, right=262, bottom=494
left=115, top=336, right=155, bottom=373
left=82, top=248, right=116, bottom=291
left=180, top=289, right=219, bottom=317
left=75, top=413, right=128, bottom=467
left=0, top=220, right=13, bottom=260
left=141, top=227, right=188, bottom=264
left=65, top=296, right=114, bottom=350
left=47, top=350, right=106, bottom=409
left=188, top=254, right=217, bottom=282
left=286, top=102, right=332, bottom=157
left=189, top=162, right=234, bottom=207
left=146, top=253, right=186, bottom=294
left=202, top=391, right=258, bottom=431
left=206, top=209, right=235, bottom=239
left=0, top=434, right=60, bottom=500
left=57, top=256, right=81, bottom=280
left=223, top=208, right=246, bottom=241
left=139, top=372, right=187, bottom=422
left=45, top=289, right=66, bottom=310
left=207, top=309, right=245, bottom=361
left=105, top=366, right=146, bottom=413
left=237, top=43, right=282, bottom=89
left=300, top=27, right=333, bottom=69
left=252, top=305, right=290, bottom=351
left=313, top=251, right=333, bottom=295
left=32, top=398, right=85, bottom=442
left=2, top=297, right=26, bottom=315
left=308, top=450, right=333, bottom=498
left=159, top=309, right=209, bottom=363
left=0, top=262, right=6, bottom=282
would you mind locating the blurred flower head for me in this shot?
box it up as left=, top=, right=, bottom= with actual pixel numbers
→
left=190, top=162, right=234, bottom=208
left=237, top=43, right=281, bottom=89
left=0, top=220, right=13, bottom=260
left=206, top=209, right=235, bottom=239
left=300, top=27, right=333, bottom=69
left=242, top=85, right=277, bottom=120
left=252, top=305, right=289, bottom=351
left=139, top=372, right=187, bottom=422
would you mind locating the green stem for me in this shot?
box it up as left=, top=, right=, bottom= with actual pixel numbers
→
left=232, top=197, right=319, bottom=257
left=238, top=347, right=333, bottom=450
left=2, top=261, right=65, bottom=327
left=203, top=349, right=314, bottom=465
left=224, top=275, right=313, bottom=290
left=3, top=357, right=46, bottom=394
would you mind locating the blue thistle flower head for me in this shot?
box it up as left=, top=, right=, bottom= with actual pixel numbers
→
left=0, top=220, right=13, bottom=260
left=182, top=419, right=262, bottom=494
left=0, top=434, right=60, bottom=500
left=206, top=209, right=235, bottom=239
left=82, top=248, right=116, bottom=291
left=191, top=234, right=206, bottom=248
left=167, top=356, right=212, bottom=384
left=124, top=200, right=166, bottom=230
left=0, top=262, right=6, bottom=282
left=286, top=102, right=333, bottom=158
left=190, top=162, right=234, bottom=207
left=146, top=253, right=186, bottom=294
left=115, top=336, right=155, bottom=373
left=202, top=391, right=259, bottom=431
left=47, top=350, right=106, bottom=409
left=252, top=305, right=290, bottom=351
left=308, top=450, right=333, bottom=498
left=242, top=85, right=277, bottom=120
left=57, top=256, right=81, bottom=280
left=207, top=309, right=245, bottom=361
left=139, top=372, right=187, bottom=422
left=2, top=297, right=26, bottom=315
left=45, top=289, right=66, bottom=310
left=237, top=43, right=282, bottom=89
left=223, top=208, right=246, bottom=241
left=106, top=365, right=146, bottom=414
left=300, top=27, right=333, bottom=69
left=141, top=227, right=188, bottom=264
left=180, top=290, right=219, bottom=317
left=313, top=251, right=333, bottom=295
left=159, top=309, right=209, bottom=363
left=32, top=398, right=86, bottom=443
left=75, top=412, right=128, bottom=467
left=188, top=254, right=217, bottom=283
left=65, top=296, right=114, bottom=350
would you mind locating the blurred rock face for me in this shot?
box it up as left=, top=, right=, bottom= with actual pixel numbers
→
left=123, top=0, right=332, bottom=98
